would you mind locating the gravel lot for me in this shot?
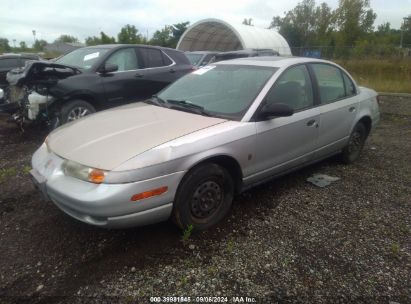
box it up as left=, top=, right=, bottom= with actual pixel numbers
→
left=0, top=96, right=410, bottom=303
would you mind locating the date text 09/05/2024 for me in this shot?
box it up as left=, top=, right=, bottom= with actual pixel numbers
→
left=149, top=296, right=257, bottom=303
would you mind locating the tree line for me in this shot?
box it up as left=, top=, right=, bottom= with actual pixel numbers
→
left=269, top=0, right=411, bottom=58
left=0, top=22, right=190, bottom=54
left=0, top=0, right=410, bottom=58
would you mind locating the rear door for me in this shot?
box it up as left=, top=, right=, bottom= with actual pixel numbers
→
left=100, top=47, right=143, bottom=105
left=136, top=47, right=179, bottom=99
left=309, top=63, right=359, bottom=157
left=251, top=64, right=320, bottom=181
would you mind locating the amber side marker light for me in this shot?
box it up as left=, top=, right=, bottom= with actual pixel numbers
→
left=88, top=169, right=106, bottom=184
left=131, top=186, right=168, bottom=202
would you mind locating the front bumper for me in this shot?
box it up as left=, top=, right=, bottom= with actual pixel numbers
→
left=31, top=144, right=185, bottom=228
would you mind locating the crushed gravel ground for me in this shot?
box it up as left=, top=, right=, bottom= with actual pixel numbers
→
left=0, top=96, right=410, bottom=304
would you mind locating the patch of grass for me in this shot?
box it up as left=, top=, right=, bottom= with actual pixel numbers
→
left=226, top=239, right=235, bottom=254
left=182, top=224, right=194, bottom=243
left=335, top=59, right=411, bottom=93
left=390, top=242, right=401, bottom=256
left=0, top=167, right=17, bottom=183
left=22, top=165, right=32, bottom=174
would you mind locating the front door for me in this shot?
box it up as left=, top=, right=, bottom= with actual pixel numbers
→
left=100, top=47, right=143, bottom=106
left=249, top=64, right=320, bottom=182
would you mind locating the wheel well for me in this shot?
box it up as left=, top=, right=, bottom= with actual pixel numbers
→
left=68, top=95, right=99, bottom=110
left=358, top=116, right=372, bottom=137
left=190, top=156, right=243, bottom=194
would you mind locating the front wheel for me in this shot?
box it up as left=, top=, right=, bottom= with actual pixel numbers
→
left=60, top=100, right=96, bottom=125
left=172, top=163, right=234, bottom=230
left=340, top=122, right=367, bottom=164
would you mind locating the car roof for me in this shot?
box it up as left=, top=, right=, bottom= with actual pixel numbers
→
left=82, top=44, right=181, bottom=52
left=214, top=56, right=329, bottom=68
left=186, top=51, right=219, bottom=55
left=0, top=53, right=39, bottom=59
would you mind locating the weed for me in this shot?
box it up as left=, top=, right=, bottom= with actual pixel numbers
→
left=182, top=224, right=194, bottom=243
left=0, top=167, right=17, bottom=183
left=22, top=165, right=31, bottom=174
left=226, top=239, right=234, bottom=254
left=390, top=242, right=400, bottom=256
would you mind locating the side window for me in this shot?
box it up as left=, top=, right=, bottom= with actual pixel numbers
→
left=162, top=52, right=173, bottom=66
left=140, top=48, right=165, bottom=68
left=342, top=72, right=356, bottom=97
left=265, top=65, right=313, bottom=111
left=105, top=48, right=139, bottom=71
left=311, top=64, right=345, bottom=104
left=0, top=58, right=20, bottom=69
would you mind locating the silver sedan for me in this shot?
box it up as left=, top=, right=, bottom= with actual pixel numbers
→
left=30, top=57, right=380, bottom=230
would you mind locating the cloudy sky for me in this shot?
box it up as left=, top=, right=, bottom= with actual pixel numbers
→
left=0, top=0, right=409, bottom=46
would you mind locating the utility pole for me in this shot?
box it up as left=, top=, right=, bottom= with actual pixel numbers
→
left=32, top=30, right=36, bottom=47
left=12, top=39, right=16, bottom=48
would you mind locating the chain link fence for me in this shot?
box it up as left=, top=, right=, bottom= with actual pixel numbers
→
left=287, top=44, right=411, bottom=59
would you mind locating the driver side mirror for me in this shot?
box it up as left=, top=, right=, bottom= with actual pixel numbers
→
left=258, top=103, right=294, bottom=120
left=100, top=63, right=118, bottom=74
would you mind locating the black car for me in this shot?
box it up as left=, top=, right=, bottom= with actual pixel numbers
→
left=0, top=53, right=40, bottom=90
left=185, top=51, right=219, bottom=67
left=2, top=44, right=192, bottom=127
left=212, top=49, right=280, bottom=62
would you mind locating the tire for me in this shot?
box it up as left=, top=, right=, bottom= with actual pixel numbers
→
left=60, top=100, right=96, bottom=124
left=340, top=122, right=367, bottom=164
left=172, top=163, right=234, bottom=230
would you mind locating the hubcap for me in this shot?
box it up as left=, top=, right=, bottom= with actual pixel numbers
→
left=191, top=181, right=223, bottom=219
left=67, top=107, right=90, bottom=122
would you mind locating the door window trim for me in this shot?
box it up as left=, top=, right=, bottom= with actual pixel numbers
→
left=138, top=47, right=176, bottom=70
left=308, top=62, right=359, bottom=105
left=252, top=63, right=318, bottom=121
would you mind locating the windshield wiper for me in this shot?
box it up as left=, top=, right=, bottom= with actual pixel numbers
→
left=166, top=99, right=211, bottom=116
left=145, top=95, right=167, bottom=107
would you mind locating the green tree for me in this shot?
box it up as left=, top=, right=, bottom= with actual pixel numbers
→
left=19, top=41, right=28, bottom=50
left=0, top=38, right=11, bottom=52
left=242, top=18, right=253, bottom=26
left=269, top=0, right=320, bottom=47
left=170, top=21, right=190, bottom=47
left=54, top=35, right=79, bottom=44
left=33, top=39, right=48, bottom=51
left=334, top=0, right=376, bottom=46
left=85, top=32, right=115, bottom=46
left=117, top=24, right=144, bottom=44
left=150, top=25, right=173, bottom=47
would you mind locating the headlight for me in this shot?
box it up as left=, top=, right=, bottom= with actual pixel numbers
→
left=62, top=160, right=107, bottom=184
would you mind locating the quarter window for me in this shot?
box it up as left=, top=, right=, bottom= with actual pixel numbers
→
left=106, top=48, right=139, bottom=71
left=311, top=64, right=346, bottom=104
left=265, top=65, right=314, bottom=111
left=140, top=48, right=165, bottom=68
left=342, top=72, right=356, bottom=97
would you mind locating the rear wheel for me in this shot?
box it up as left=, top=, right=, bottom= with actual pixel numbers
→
left=60, top=100, right=96, bottom=124
left=340, top=122, right=367, bottom=164
left=172, top=163, right=234, bottom=230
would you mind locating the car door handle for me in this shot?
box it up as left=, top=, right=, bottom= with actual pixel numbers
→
left=135, top=73, right=144, bottom=78
left=349, top=106, right=356, bottom=112
left=307, top=119, right=317, bottom=127
left=169, top=68, right=175, bottom=73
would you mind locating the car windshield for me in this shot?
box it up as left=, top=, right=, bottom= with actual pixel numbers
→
left=157, top=65, right=277, bottom=120
left=186, top=53, right=203, bottom=66
left=55, top=48, right=109, bottom=69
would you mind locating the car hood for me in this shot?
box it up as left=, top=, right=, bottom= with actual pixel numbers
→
left=7, top=61, right=80, bottom=86
left=48, top=103, right=227, bottom=170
